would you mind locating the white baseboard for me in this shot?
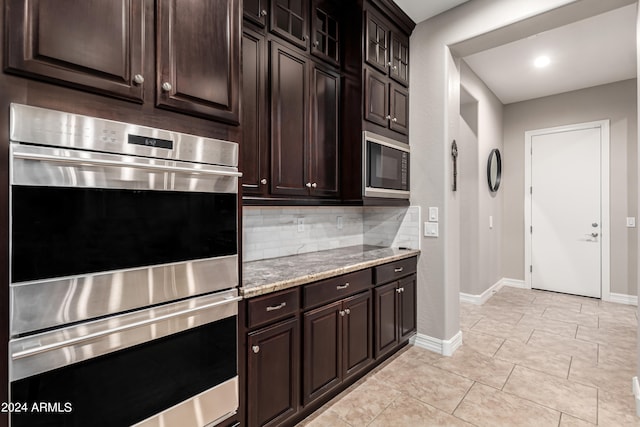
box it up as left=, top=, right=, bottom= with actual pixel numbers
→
left=501, top=278, right=528, bottom=289
left=633, top=377, right=640, bottom=417
left=460, top=278, right=529, bottom=306
left=460, top=281, right=502, bottom=305
left=608, top=293, right=638, bottom=306
left=411, top=330, right=462, bottom=356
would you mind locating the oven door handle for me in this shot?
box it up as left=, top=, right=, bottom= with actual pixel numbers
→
left=12, top=151, right=243, bottom=178
left=12, top=295, right=242, bottom=361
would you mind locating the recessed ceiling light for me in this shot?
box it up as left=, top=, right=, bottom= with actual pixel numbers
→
left=534, top=56, right=551, bottom=68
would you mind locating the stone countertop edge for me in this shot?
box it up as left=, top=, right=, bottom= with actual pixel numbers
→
left=241, top=246, right=421, bottom=299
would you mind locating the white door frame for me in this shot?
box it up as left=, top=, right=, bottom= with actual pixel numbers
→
left=524, top=120, right=610, bottom=300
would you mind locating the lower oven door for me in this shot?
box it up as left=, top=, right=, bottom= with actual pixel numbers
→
left=9, top=290, right=241, bottom=427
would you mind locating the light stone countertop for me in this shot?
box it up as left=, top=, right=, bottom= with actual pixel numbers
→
left=241, top=245, right=421, bottom=298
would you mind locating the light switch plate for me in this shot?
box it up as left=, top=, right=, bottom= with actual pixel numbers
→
left=627, top=217, right=636, bottom=228
left=428, top=207, right=439, bottom=222
left=424, top=222, right=438, bottom=237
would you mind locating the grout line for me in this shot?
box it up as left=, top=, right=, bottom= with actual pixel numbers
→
left=501, top=363, right=517, bottom=391
left=451, top=381, right=475, bottom=415
left=567, top=356, right=573, bottom=380
left=492, top=338, right=506, bottom=357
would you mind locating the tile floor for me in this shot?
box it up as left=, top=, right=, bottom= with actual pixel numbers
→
left=296, top=286, right=639, bottom=426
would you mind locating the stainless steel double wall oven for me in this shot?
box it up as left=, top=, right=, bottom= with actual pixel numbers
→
left=8, top=104, right=241, bottom=427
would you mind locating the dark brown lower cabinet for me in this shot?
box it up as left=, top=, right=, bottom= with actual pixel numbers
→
left=374, top=273, right=416, bottom=358
left=247, top=318, right=300, bottom=427
left=303, top=291, right=372, bottom=405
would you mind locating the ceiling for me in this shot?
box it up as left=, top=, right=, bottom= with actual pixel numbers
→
left=393, top=1, right=637, bottom=105
left=393, top=0, right=469, bottom=23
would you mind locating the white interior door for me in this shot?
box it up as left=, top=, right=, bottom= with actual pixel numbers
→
left=530, top=126, right=603, bottom=297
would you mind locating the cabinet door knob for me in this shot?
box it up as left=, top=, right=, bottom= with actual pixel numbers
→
left=306, top=182, right=312, bottom=188
left=313, top=40, right=319, bottom=47
left=260, top=178, right=267, bottom=185
left=386, top=115, right=392, bottom=120
left=260, top=9, right=267, bottom=16
left=393, top=65, right=398, bottom=71
left=311, top=182, right=317, bottom=188
left=133, top=74, right=144, bottom=85
left=388, top=62, right=393, bottom=67
left=392, top=117, right=398, bottom=123
left=303, top=35, right=309, bottom=41
left=396, top=288, right=402, bottom=294
left=252, top=345, right=260, bottom=354
left=400, top=287, right=405, bottom=293
left=161, top=82, right=173, bottom=92
left=339, top=310, right=345, bottom=317
left=344, top=308, right=351, bottom=315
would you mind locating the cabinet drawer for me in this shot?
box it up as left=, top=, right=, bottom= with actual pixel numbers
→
left=247, top=288, right=300, bottom=329
left=374, top=257, right=417, bottom=285
left=303, top=269, right=372, bottom=309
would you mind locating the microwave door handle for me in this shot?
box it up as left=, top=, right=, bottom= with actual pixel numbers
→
left=12, top=151, right=242, bottom=178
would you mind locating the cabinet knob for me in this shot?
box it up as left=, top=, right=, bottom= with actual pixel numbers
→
left=392, top=117, right=398, bottom=123
left=396, top=288, right=402, bottom=294
left=339, top=310, right=345, bottom=317
left=313, top=40, right=319, bottom=47
left=344, top=308, right=351, bottom=315
left=133, top=74, right=145, bottom=85
left=161, top=82, right=173, bottom=92
left=260, top=9, right=267, bottom=16
left=386, top=115, right=392, bottom=120
left=306, top=182, right=312, bottom=188
left=311, top=182, right=317, bottom=188
left=260, top=178, right=267, bottom=185
left=393, top=66, right=398, bottom=71
left=252, top=345, right=260, bottom=354
left=303, top=35, right=309, bottom=41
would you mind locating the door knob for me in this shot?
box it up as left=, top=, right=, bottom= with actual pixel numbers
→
left=592, top=223, right=598, bottom=227
left=591, top=232, right=599, bottom=238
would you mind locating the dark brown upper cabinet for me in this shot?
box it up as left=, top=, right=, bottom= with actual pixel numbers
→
left=242, top=29, right=270, bottom=196
left=244, top=0, right=268, bottom=28
left=390, top=30, right=409, bottom=86
left=270, top=42, right=309, bottom=197
left=157, top=0, right=240, bottom=124
left=309, top=62, right=340, bottom=198
left=310, top=0, right=340, bottom=66
left=389, top=82, right=409, bottom=135
left=364, top=67, right=408, bottom=136
left=5, top=0, right=145, bottom=102
left=364, top=6, right=409, bottom=88
left=270, top=0, right=309, bottom=50
left=6, top=0, right=240, bottom=125
left=269, top=42, right=339, bottom=199
left=364, top=8, right=389, bottom=74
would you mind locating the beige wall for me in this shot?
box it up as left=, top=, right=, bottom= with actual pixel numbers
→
left=410, top=0, right=582, bottom=341
left=459, top=62, right=504, bottom=296
left=503, top=79, right=638, bottom=296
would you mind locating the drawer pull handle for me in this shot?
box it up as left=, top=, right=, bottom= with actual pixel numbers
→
left=336, top=283, right=350, bottom=290
left=252, top=345, right=260, bottom=354
left=394, top=267, right=404, bottom=273
left=266, top=302, right=287, bottom=312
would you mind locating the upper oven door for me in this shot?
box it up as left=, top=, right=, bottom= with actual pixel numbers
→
left=10, top=144, right=240, bottom=336
left=364, top=132, right=410, bottom=199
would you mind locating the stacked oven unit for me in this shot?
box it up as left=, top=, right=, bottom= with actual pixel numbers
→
left=8, top=104, right=241, bottom=426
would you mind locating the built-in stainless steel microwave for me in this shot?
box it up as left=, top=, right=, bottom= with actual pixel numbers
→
left=363, top=131, right=410, bottom=199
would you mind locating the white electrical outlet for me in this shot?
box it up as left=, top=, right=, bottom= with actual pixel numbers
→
left=297, top=217, right=304, bottom=232
left=336, top=216, right=343, bottom=230
left=424, top=222, right=438, bottom=237
left=627, top=217, right=636, bottom=228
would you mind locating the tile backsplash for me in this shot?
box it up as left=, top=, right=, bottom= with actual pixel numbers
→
left=243, top=206, right=420, bottom=262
